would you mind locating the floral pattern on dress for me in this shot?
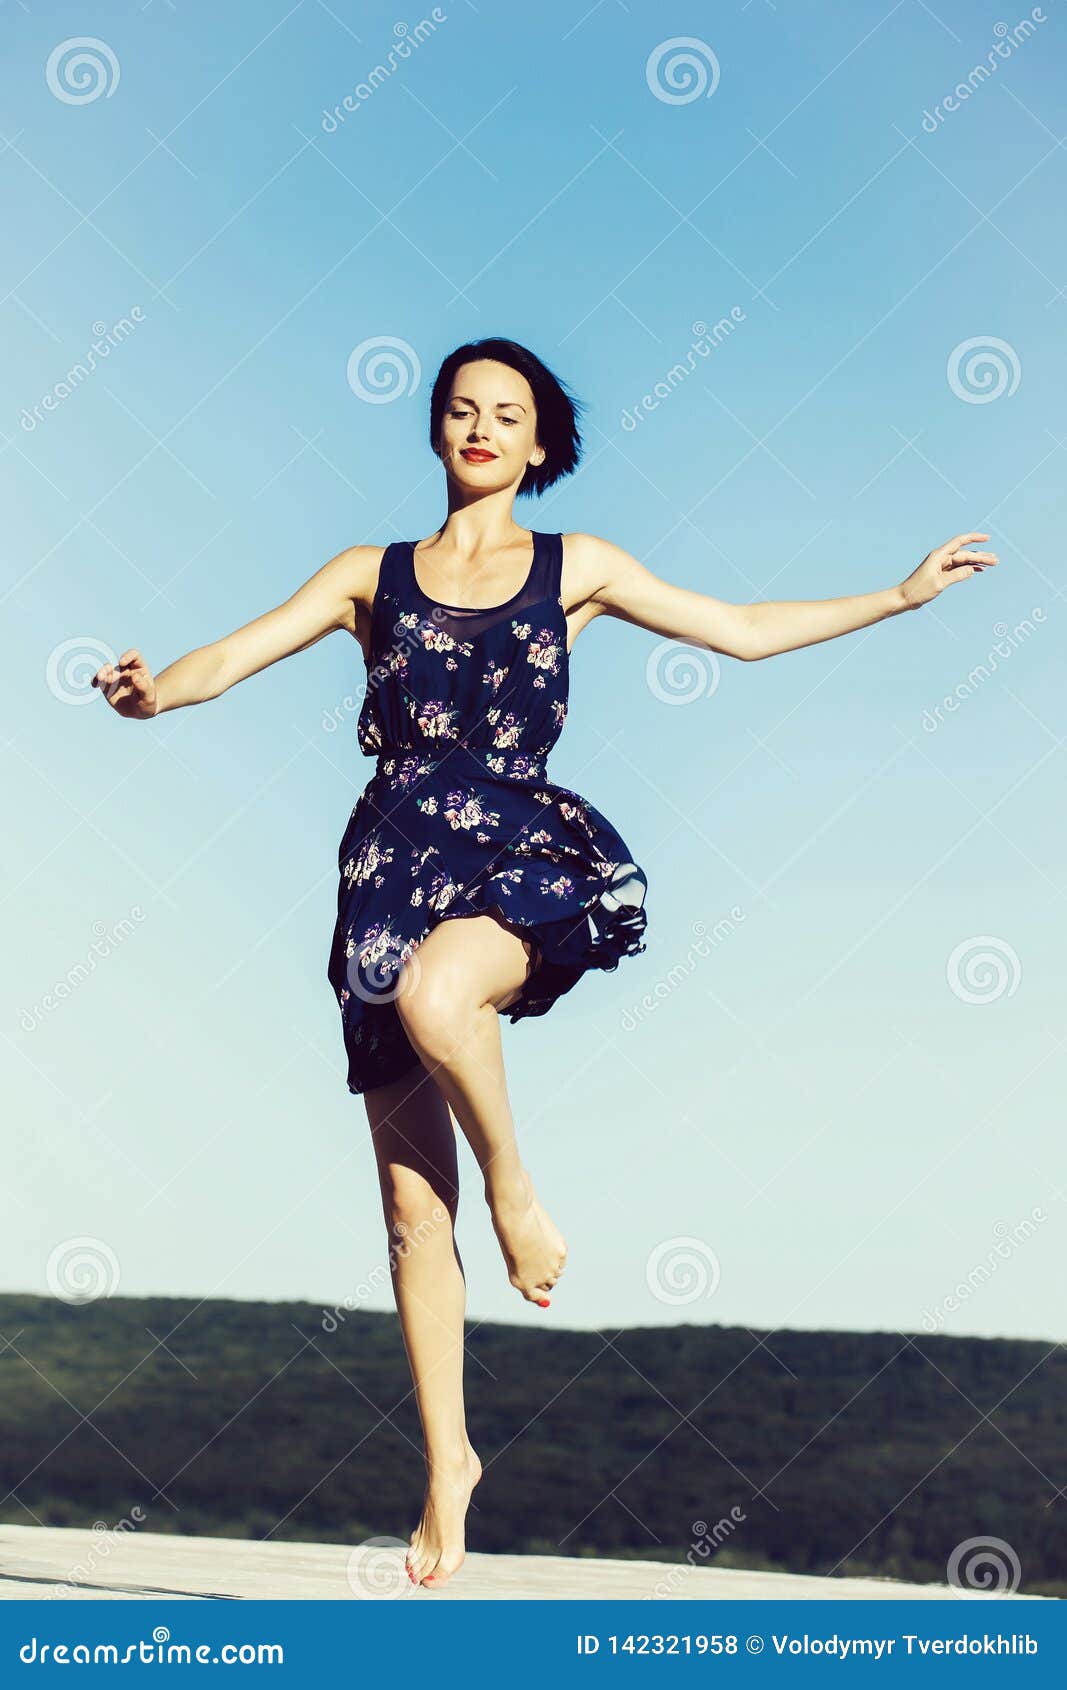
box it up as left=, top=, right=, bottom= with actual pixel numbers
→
left=327, top=531, right=648, bottom=1095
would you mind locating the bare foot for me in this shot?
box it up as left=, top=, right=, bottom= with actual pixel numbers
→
left=406, top=1443, right=482, bottom=1589
left=488, top=1168, right=568, bottom=1303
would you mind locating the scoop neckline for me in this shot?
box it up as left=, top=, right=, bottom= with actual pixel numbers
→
left=407, top=531, right=541, bottom=614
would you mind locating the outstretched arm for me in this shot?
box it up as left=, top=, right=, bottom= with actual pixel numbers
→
left=566, top=531, right=998, bottom=662
left=93, top=545, right=380, bottom=718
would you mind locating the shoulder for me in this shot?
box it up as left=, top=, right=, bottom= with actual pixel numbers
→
left=326, top=542, right=392, bottom=610
left=560, top=531, right=640, bottom=611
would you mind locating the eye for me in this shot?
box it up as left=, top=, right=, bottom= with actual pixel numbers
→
left=500, top=416, right=519, bottom=425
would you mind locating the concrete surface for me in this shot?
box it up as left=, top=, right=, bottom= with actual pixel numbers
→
left=0, top=1526, right=1046, bottom=1601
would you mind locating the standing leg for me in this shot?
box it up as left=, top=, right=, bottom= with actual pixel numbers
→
left=395, top=912, right=568, bottom=1305
left=364, top=1063, right=481, bottom=1588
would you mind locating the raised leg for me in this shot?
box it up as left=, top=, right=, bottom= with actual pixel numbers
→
left=364, top=1064, right=481, bottom=1588
left=394, top=912, right=568, bottom=1306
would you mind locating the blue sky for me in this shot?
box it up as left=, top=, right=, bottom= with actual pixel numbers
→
left=2, top=0, right=1063, bottom=1343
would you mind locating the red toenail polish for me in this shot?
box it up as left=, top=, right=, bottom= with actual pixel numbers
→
left=537, top=1298, right=550, bottom=1307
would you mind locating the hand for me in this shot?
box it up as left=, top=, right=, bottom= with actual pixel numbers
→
left=91, top=649, right=159, bottom=719
left=900, top=532, right=999, bottom=611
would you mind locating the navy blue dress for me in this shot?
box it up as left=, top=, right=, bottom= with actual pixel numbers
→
left=327, top=530, right=648, bottom=1095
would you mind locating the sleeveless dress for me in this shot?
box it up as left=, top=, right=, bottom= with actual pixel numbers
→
left=326, top=530, right=648, bottom=1095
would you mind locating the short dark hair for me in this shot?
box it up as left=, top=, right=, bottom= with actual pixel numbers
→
left=428, top=337, right=585, bottom=498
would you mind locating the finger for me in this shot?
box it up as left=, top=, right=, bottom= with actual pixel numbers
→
left=117, top=649, right=142, bottom=667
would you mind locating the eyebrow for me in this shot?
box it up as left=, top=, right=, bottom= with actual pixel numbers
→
left=450, top=394, right=527, bottom=412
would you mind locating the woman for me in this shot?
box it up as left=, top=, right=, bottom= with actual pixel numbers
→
left=92, top=336, right=997, bottom=1589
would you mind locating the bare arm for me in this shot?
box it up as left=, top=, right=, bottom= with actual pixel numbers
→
left=93, top=545, right=381, bottom=718
left=565, top=531, right=998, bottom=662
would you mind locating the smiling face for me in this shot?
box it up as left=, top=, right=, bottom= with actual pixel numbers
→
left=436, top=359, right=545, bottom=493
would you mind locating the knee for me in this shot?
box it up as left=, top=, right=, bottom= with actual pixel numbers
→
left=395, top=954, right=476, bottom=1061
left=382, top=1165, right=456, bottom=1244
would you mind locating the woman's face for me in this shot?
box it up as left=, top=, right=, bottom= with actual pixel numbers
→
left=437, top=360, right=544, bottom=492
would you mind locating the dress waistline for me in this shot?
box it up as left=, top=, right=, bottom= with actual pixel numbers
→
left=372, top=744, right=548, bottom=783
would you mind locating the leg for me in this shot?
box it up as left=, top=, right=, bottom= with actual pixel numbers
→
left=394, top=913, right=568, bottom=1305
left=364, top=1063, right=481, bottom=1588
